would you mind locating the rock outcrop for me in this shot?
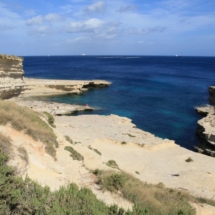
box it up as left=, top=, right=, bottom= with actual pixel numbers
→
left=209, top=86, right=215, bottom=105
left=195, top=86, right=215, bottom=156
left=21, top=78, right=111, bottom=97
left=0, top=54, right=24, bottom=99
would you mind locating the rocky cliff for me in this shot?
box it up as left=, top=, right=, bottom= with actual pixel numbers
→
left=195, top=86, right=215, bottom=156
left=209, top=86, right=215, bottom=105
left=0, top=54, right=24, bottom=99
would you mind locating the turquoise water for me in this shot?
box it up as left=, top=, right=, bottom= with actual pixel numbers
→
left=23, top=56, right=215, bottom=150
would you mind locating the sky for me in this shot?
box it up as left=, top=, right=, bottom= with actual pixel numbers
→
left=0, top=0, right=215, bottom=56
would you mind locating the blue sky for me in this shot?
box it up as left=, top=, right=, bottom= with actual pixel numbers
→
left=0, top=0, right=215, bottom=56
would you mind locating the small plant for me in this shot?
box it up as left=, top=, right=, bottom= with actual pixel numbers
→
left=185, top=157, right=193, bottom=162
left=65, top=135, right=73, bottom=144
left=93, top=148, right=102, bottom=155
left=121, top=141, right=127, bottom=145
left=100, top=173, right=125, bottom=192
left=64, top=146, right=84, bottom=161
left=44, top=111, right=56, bottom=128
left=135, top=171, right=140, bottom=175
left=106, top=160, right=118, bottom=169
left=92, top=169, right=103, bottom=176
left=127, top=133, right=135, bottom=137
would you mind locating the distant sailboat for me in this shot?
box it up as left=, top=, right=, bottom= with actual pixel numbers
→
left=175, top=54, right=178, bottom=57
left=81, top=53, right=86, bottom=56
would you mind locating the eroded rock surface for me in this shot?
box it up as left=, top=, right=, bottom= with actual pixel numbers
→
left=195, top=86, right=215, bottom=156
left=209, top=86, right=215, bottom=105
left=21, top=78, right=111, bottom=97
left=0, top=54, right=24, bottom=98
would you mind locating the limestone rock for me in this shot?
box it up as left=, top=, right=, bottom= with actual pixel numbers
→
left=0, top=54, right=24, bottom=99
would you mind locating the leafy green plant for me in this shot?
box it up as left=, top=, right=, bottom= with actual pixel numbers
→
left=107, top=160, right=119, bottom=169
left=121, top=141, right=127, bottom=145
left=100, top=173, right=126, bottom=192
left=65, top=135, right=73, bottom=144
left=64, top=146, right=84, bottom=161
left=135, top=171, right=140, bottom=175
left=98, top=171, right=198, bottom=215
left=92, top=169, right=103, bottom=176
left=44, top=111, right=56, bottom=128
left=185, top=157, right=193, bottom=162
left=127, top=134, right=135, bottom=138
left=93, top=148, right=102, bottom=155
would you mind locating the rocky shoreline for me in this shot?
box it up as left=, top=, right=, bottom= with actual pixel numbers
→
left=195, top=86, right=215, bottom=156
left=1, top=54, right=215, bottom=213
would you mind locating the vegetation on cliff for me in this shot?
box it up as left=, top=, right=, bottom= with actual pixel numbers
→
left=0, top=100, right=58, bottom=159
left=0, top=54, right=23, bottom=61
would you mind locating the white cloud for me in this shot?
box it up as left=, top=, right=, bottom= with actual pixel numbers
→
left=84, top=1, right=105, bottom=15
left=26, top=13, right=64, bottom=26
left=65, top=18, right=104, bottom=33
left=66, top=36, right=91, bottom=44
left=118, top=5, right=136, bottom=13
left=28, top=26, right=53, bottom=36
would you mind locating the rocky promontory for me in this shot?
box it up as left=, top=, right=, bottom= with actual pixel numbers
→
left=0, top=54, right=24, bottom=98
left=21, top=78, right=111, bottom=98
left=195, top=86, right=215, bottom=156
left=0, top=54, right=111, bottom=100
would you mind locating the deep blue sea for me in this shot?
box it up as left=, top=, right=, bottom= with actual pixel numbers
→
left=23, top=56, right=215, bottom=150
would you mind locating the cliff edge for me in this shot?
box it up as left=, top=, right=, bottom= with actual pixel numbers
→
left=195, top=86, right=215, bottom=156
left=0, top=54, right=24, bottom=99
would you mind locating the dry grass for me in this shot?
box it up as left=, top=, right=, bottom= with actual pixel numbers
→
left=97, top=171, right=197, bottom=215
left=0, top=100, right=58, bottom=159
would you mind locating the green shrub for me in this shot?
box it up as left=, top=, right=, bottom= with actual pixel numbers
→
left=107, top=160, right=119, bottom=169
left=93, top=169, right=103, bottom=176
left=93, top=148, right=101, bottom=155
left=185, top=157, right=193, bottom=162
left=121, top=141, right=127, bottom=145
left=100, top=173, right=126, bottom=192
left=44, top=111, right=56, bottom=128
left=65, top=135, right=73, bottom=144
left=64, top=146, right=84, bottom=161
left=0, top=138, right=134, bottom=215
left=98, top=171, right=197, bottom=215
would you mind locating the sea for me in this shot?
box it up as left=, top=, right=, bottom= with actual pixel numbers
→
left=23, top=56, right=215, bottom=151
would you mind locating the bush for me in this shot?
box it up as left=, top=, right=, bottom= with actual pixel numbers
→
left=44, top=111, right=56, bottom=128
left=93, top=148, right=102, bottom=155
left=64, top=146, right=84, bottom=161
left=100, top=173, right=126, bottom=192
left=185, top=157, right=193, bottom=162
left=98, top=171, right=197, bottom=215
left=107, top=160, right=119, bottom=169
left=65, top=135, right=73, bottom=144
left=0, top=138, right=136, bottom=215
